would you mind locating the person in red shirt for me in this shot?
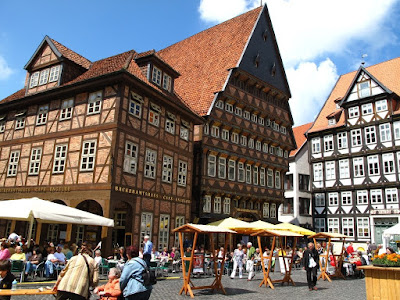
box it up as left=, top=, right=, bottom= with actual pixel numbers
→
left=347, top=242, right=355, bottom=255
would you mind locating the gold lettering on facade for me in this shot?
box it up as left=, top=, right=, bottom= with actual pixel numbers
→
left=115, top=185, right=191, bottom=204
left=0, top=186, right=71, bottom=194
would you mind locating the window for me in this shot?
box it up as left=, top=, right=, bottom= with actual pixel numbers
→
left=60, top=99, right=74, bottom=120
left=221, top=129, right=229, bottom=141
left=269, top=146, right=274, bottom=155
left=248, top=138, right=254, bottom=149
left=140, top=213, right=153, bottom=241
left=324, top=135, right=334, bottom=151
left=275, top=171, right=281, bottom=188
left=28, top=148, right=42, bottom=175
left=337, top=132, right=348, bottom=149
left=211, top=126, right=219, bottom=138
left=53, top=144, right=68, bottom=173
left=218, top=157, right=226, bottom=179
left=235, top=106, right=242, bottom=116
left=225, top=103, right=233, bottom=113
left=259, top=117, right=264, bottom=125
left=299, top=174, right=310, bottom=191
left=240, top=135, right=247, bottom=146
left=165, top=113, right=175, bottom=135
left=47, top=224, right=59, bottom=242
left=251, top=114, right=257, bottom=123
left=49, top=65, right=60, bottom=82
left=283, top=198, right=293, bottom=214
left=178, top=161, right=188, bottom=186
left=36, top=105, right=49, bottom=125
left=357, top=190, right=368, bottom=204
left=341, top=191, right=352, bottom=205
left=273, top=122, right=279, bottom=131
left=280, top=126, right=286, bottom=134
left=158, top=214, right=170, bottom=251
left=39, top=68, right=49, bottom=85
left=253, top=166, right=259, bottom=185
left=270, top=203, right=276, bottom=218
left=124, top=141, right=138, bottom=174
left=393, top=121, right=400, bottom=140
left=162, top=73, right=172, bottom=91
left=7, top=150, right=20, bottom=177
left=284, top=174, right=293, bottom=190
left=214, top=197, right=221, bottom=213
left=228, top=160, right=235, bottom=181
left=267, top=169, right=274, bottom=187
left=339, top=159, right=350, bottom=179
left=376, top=99, right=388, bottom=112
left=144, top=149, right=157, bottom=178
left=260, top=167, right=266, bottom=186
left=361, top=103, right=373, bottom=115
left=365, top=126, right=376, bottom=144
left=152, top=66, right=162, bottom=86
left=238, top=162, right=245, bottom=182
left=80, top=140, right=97, bottom=171
left=315, top=193, right=325, bottom=207
left=311, top=138, right=321, bottom=154
left=342, top=218, right=354, bottom=237
left=367, top=155, right=380, bottom=176
left=246, top=164, right=252, bottom=184
left=203, top=195, right=211, bottom=213
left=315, top=218, right=325, bottom=233
left=385, top=188, right=398, bottom=203
left=382, top=153, right=395, bottom=174
left=15, top=117, right=25, bottom=130
left=223, top=198, right=231, bottom=214
left=207, top=155, right=216, bottom=177
left=243, top=111, right=250, bottom=120
left=180, top=121, right=189, bottom=140
left=263, top=203, right=269, bottom=218
left=358, top=81, right=371, bottom=98
left=379, top=123, right=392, bottom=142
left=299, top=198, right=310, bottom=215
left=328, top=218, right=339, bottom=233
left=328, top=192, right=338, bottom=206
left=371, top=189, right=383, bottom=204
left=263, top=143, right=268, bottom=153
left=351, top=129, right=362, bottom=146
left=0, top=121, right=5, bottom=133
left=357, top=217, right=370, bottom=238
left=29, top=72, right=39, bottom=88
left=353, top=157, right=365, bottom=177
left=87, top=91, right=102, bottom=115
left=348, top=106, right=360, bottom=118
left=256, top=141, right=261, bottom=151
left=328, top=118, right=336, bottom=125
left=325, top=161, right=335, bottom=180
left=231, top=132, right=239, bottom=144
left=148, top=104, right=160, bottom=127
left=175, top=216, right=185, bottom=246
left=313, top=163, right=323, bottom=181
left=162, top=155, right=173, bottom=183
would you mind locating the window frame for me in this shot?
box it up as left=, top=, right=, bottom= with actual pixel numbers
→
left=80, top=140, right=97, bottom=172
left=364, top=126, right=376, bottom=144
left=28, top=147, right=42, bottom=175
left=337, top=132, right=348, bottom=149
left=178, top=160, right=188, bottom=187
left=53, top=144, right=68, bottom=174
left=7, top=150, right=20, bottom=177
left=162, top=155, right=173, bottom=183
left=376, top=99, right=388, bottom=112
left=144, top=148, right=157, bottom=179
left=152, top=66, right=162, bottom=86
left=351, top=129, right=362, bottom=146
left=36, top=105, right=49, bottom=126
left=123, top=141, right=138, bottom=175
left=207, top=155, right=216, bottom=177
left=379, top=123, right=392, bottom=142
left=324, top=134, right=334, bottom=151
left=60, top=98, right=74, bottom=121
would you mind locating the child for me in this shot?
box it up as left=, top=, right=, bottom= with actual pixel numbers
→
left=93, top=268, right=121, bottom=300
left=0, top=260, right=15, bottom=300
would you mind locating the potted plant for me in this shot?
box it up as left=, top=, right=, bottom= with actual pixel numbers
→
left=372, top=253, right=400, bottom=267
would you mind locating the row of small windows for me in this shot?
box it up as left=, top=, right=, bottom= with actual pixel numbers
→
left=315, top=217, right=370, bottom=238
left=151, top=66, right=172, bottom=92
left=204, top=124, right=288, bottom=158
left=7, top=140, right=97, bottom=177
left=348, top=99, right=388, bottom=118
left=313, top=152, right=400, bottom=181
left=207, top=154, right=281, bottom=188
left=123, top=141, right=188, bottom=186
left=214, top=99, right=287, bottom=134
left=29, top=65, right=61, bottom=88
left=314, top=188, right=399, bottom=207
left=311, top=121, right=400, bottom=153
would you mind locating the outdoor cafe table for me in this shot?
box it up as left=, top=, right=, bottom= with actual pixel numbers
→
left=251, top=229, right=303, bottom=289
left=307, top=232, right=348, bottom=281
left=0, top=289, right=56, bottom=296
left=172, top=223, right=236, bottom=298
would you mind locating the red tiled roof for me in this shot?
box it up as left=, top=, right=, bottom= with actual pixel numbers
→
left=158, top=7, right=262, bottom=116
left=1, top=89, right=25, bottom=104
left=290, top=122, right=313, bottom=157
left=50, top=38, right=92, bottom=69
left=308, top=57, right=400, bottom=134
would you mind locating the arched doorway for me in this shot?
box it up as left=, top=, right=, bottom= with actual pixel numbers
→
left=111, top=201, right=133, bottom=248
left=72, top=200, right=103, bottom=246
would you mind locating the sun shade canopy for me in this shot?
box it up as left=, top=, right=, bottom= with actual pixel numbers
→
left=273, top=222, right=315, bottom=235
left=308, top=232, right=348, bottom=239
left=251, top=229, right=303, bottom=237
left=173, top=223, right=236, bottom=234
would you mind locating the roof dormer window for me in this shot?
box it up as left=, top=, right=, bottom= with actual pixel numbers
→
left=49, top=65, right=61, bottom=82
left=163, top=73, right=172, bottom=91
left=39, top=69, right=49, bottom=85
left=29, top=65, right=61, bottom=89
left=29, top=72, right=40, bottom=88
left=152, top=66, right=162, bottom=86
left=358, top=81, right=371, bottom=98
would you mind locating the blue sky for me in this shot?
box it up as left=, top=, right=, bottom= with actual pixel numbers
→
left=1, top=0, right=400, bottom=126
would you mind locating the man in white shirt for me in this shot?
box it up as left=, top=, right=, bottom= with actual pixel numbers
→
left=45, top=247, right=66, bottom=278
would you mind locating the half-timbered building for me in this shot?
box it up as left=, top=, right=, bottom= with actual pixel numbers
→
left=307, top=58, right=400, bottom=244
left=0, top=36, right=202, bottom=254
left=159, top=5, right=296, bottom=225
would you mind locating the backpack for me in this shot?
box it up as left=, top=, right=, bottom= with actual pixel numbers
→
left=134, top=258, right=157, bottom=286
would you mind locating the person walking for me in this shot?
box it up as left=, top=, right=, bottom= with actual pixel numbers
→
left=142, top=236, right=152, bottom=267
left=53, top=245, right=99, bottom=300
left=246, top=242, right=256, bottom=281
left=302, top=242, right=319, bottom=291
left=230, top=244, right=244, bottom=279
left=120, top=246, right=152, bottom=300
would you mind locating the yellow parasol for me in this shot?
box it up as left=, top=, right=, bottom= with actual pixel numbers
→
left=207, top=217, right=253, bottom=234
left=248, top=220, right=276, bottom=230
left=273, top=222, right=315, bottom=236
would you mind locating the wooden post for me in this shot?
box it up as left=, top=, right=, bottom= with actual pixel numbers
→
left=258, top=235, right=275, bottom=289
left=35, top=222, right=42, bottom=245
left=65, top=224, right=72, bottom=242
left=10, top=220, right=16, bottom=233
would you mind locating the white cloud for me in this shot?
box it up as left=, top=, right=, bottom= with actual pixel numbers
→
left=287, top=59, right=338, bottom=126
left=198, top=0, right=255, bottom=23
left=0, top=55, right=13, bottom=80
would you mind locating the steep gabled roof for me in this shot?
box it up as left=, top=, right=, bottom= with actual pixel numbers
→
left=308, top=57, right=400, bottom=134
left=158, top=6, right=263, bottom=116
left=290, top=122, right=313, bottom=157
